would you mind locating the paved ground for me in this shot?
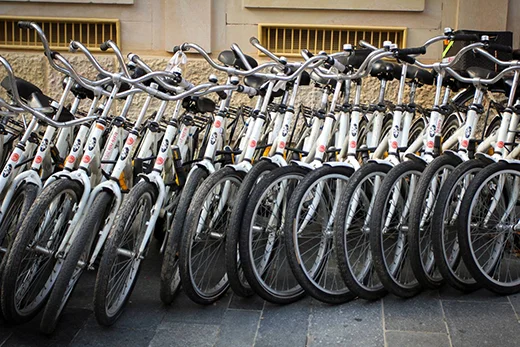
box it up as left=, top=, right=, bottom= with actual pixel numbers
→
left=1, top=242, right=520, bottom=347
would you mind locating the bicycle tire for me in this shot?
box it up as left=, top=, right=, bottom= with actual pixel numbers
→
left=94, top=180, right=156, bottom=326
left=40, top=192, right=112, bottom=334
left=285, top=165, right=355, bottom=304
left=0, top=179, right=82, bottom=324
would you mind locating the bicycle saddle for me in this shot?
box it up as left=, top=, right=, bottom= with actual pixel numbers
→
left=70, top=82, right=95, bottom=100
left=370, top=60, right=397, bottom=80
left=405, top=65, right=435, bottom=86
left=218, top=50, right=258, bottom=70
left=274, top=65, right=311, bottom=86
left=466, top=66, right=498, bottom=80
left=196, top=97, right=216, bottom=113
left=244, top=75, right=266, bottom=89
left=346, top=49, right=371, bottom=70
left=1, top=77, right=42, bottom=100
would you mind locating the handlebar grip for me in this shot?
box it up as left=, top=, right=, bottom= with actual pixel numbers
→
left=451, top=33, right=480, bottom=41
left=17, top=21, right=32, bottom=29
left=173, top=46, right=181, bottom=53
left=397, top=55, right=415, bottom=65
left=127, top=53, right=139, bottom=63
left=397, top=46, right=426, bottom=55
left=70, top=41, right=79, bottom=50
left=179, top=43, right=189, bottom=52
left=250, top=37, right=260, bottom=45
left=100, top=41, right=110, bottom=51
left=303, top=49, right=314, bottom=58
left=238, top=85, right=258, bottom=97
left=217, top=90, right=228, bottom=100
left=487, top=43, right=513, bottom=53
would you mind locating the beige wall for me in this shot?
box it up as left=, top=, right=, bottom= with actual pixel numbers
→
left=0, top=0, right=517, bottom=60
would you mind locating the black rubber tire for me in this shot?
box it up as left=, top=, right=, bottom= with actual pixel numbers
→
left=284, top=165, right=355, bottom=304
left=179, top=167, right=245, bottom=304
left=458, top=162, right=520, bottom=295
left=160, top=167, right=208, bottom=305
left=225, top=160, right=278, bottom=298
left=334, top=162, right=392, bottom=300
left=370, top=160, right=425, bottom=298
left=40, top=192, right=112, bottom=334
left=94, top=181, right=157, bottom=326
left=0, top=179, right=82, bottom=324
left=240, top=165, right=309, bottom=304
left=0, top=183, right=39, bottom=270
left=408, top=155, right=460, bottom=289
left=431, top=159, right=485, bottom=292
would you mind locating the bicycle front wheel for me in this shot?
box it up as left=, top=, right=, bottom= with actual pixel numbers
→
left=94, top=180, right=156, bottom=326
left=240, top=165, right=309, bottom=304
left=458, top=162, right=520, bottom=295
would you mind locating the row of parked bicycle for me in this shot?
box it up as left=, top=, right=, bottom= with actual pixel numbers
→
left=0, top=21, right=518, bottom=334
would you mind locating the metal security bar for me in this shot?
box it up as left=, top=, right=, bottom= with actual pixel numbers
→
left=258, top=24, right=407, bottom=56
left=0, top=16, right=120, bottom=51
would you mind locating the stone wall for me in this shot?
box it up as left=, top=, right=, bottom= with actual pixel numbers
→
left=0, top=52, right=438, bottom=122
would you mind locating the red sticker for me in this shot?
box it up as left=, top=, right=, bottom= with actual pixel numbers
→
left=427, top=141, right=434, bottom=148
left=10, top=153, right=19, bottom=162
left=318, top=144, right=326, bottom=152
left=67, top=155, right=75, bottom=163
left=126, top=137, right=135, bottom=145
left=156, top=157, right=165, bottom=165
left=250, top=139, right=257, bottom=148
left=34, top=156, right=42, bottom=164
left=391, top=141, right=398, bottom=149
left=461, top=139, right=469, bottom=148
left=279, top=141, right=285, bottom=149
left=214, top=120, right=221, bottom=128
left=350, top=141, right=357, bottom=148
left=497, top=141, right=504, bottom=148
left=82, top=155, right=91, bottom=163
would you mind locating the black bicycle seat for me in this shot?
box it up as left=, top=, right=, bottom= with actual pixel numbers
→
left=218, top=50, right=258, bottom=70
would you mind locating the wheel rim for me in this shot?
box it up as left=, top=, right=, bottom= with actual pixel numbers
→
left=344, top=172, right=385, bottom=291
left=249, top=173, right=303, bottom=297
left=379, top=170, right=420, bottom=288
left=294, top=174, right=349, bottom=294
left=467, top=170, right=520, bottom=288
left=188, top=176, right=242, bottom=299
left=14, top=188, right=78, bottom=315
left=105, top=192, right=152, bottom=317
left=440, top=170, right=480, bottom=284
left=417, top=164, right=454, bottom=281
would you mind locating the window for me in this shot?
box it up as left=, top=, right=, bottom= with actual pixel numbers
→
left=258, top=24, right=407, bottom=56
left=0, top=16, right=120, bottom=51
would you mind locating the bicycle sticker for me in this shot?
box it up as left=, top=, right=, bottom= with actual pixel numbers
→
left=35, top=156, right=42, bottom=164
left=465, top=126, right=472, bottom=138
left=281, top=124, right=289, bottom=137
left=120, top=147, right=130, bottom=161
left=351, top=123, right=358, bottom=137
left=350, top=140, right=356, bottom=148
left=392, top=125, right=399, bottom=138
left=161, top=139, right=169, bottom=153
left=2, top=164, right=12, bottom=178
left=88, top=137, right=97, bottom=151
left=210, top=132, right=217, bottom=145
left=156, top=157, right=165, bottom=165
left=39, top=139, right=49, bottom=152
left=67, top=155, right=75, bottom=164
left=429, top=124, right=436, bottom=137
left=279, top=141, right=285, bottom=149
left=427, top=140, right=434, bottom=148
left=10, top=153, right=19, bottom=162
left=83, top=154, right=91, bottom=163
left=318, top=144, right=326, bottom=152
left=250, top=139, right=257, bottom=148
left=72, top=139, right=81, bottom=152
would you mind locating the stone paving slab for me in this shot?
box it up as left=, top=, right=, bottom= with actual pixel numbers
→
left=2, top=241, right=520, bottom=347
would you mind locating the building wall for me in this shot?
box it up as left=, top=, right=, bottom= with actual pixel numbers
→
left=0, top=0, right=517, bottom=119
